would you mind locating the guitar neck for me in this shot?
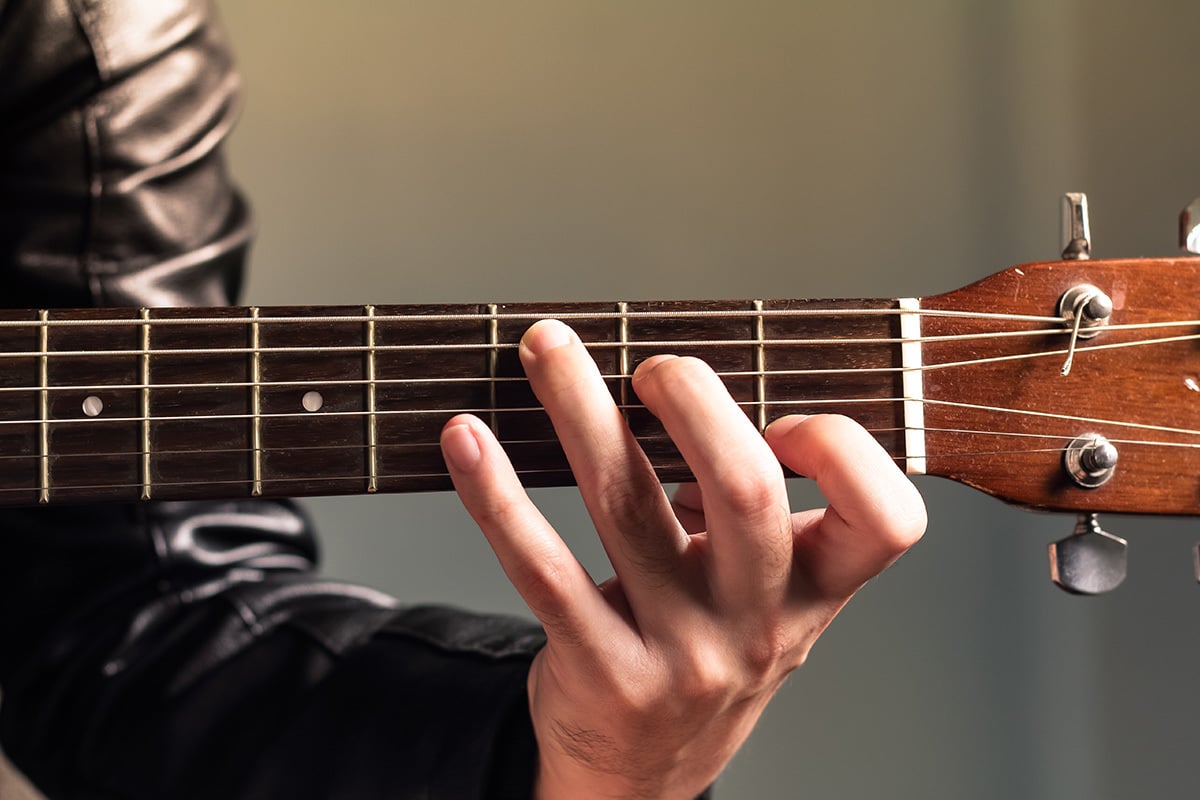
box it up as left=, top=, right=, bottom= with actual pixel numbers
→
left=0, top=299, right=908, bottom=507
left=4, top=257, right=1192, bottom=515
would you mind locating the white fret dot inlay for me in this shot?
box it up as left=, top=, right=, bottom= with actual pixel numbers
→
left=82, top=395, right=104, bottom=417
left=302, top=391, right=324, bottom=412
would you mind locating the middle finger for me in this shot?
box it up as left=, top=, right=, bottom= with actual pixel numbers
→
left=632, top=354, right=794, bottom=607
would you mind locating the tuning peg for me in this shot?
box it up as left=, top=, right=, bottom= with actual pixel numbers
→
left=1049, top=513, right=1127, bottom=594
left=1180, top=197, right=1200, bottom=255
left=1060, top=192, right=1092, bottom=261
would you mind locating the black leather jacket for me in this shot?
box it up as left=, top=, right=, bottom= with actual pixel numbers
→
left=0, top=2, right=546, bottom=797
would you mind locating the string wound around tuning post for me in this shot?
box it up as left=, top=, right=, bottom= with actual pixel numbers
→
left=1057, top=284, right=1113, bottom=376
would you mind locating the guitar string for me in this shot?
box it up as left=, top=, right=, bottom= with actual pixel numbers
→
left=0, top=425, right=1184, bottom=467
left=0, top=468, right=608, bottom=496
left=0, top=433, right=1162, bottom=498
left=0, top=324, right=1193, bottom=393
left=0, top=389, right=1198, bottom=439
left=1, top=304, right=1196, bottom=328
left=0, top=307, right=1068, bottom=328
left=0, top=329, right=1098, bottom=359
left=1, top=314, right=1198, bottom=360
left=0, top=450, right=1123, bottom=497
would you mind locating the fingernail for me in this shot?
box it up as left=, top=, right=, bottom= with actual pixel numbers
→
left=521, top=319, right=575, bottom=357
left=631, top=353, right=677, bottom=382
left=441, top=418, right=482, bottom=471
left=764, top=414, right=809, bottom=439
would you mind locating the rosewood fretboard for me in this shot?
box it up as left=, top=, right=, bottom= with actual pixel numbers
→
left=0, top=300, right=905, bottom=507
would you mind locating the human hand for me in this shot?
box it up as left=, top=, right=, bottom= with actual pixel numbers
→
left=440, top=319, right=926, bottom=799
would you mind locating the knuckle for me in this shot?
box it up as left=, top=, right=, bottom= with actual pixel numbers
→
left=604, top=662, right=668, bottom=720
left=591, top=472, right=679, bottom=581
left=715, top=462, right=783, bottom=519
left=676, top=646, right=738, bottom=705
left=510, top=551, right=582, bottom=643
left=473, top=490, right=522, bottom=531
left=740, top=623, right=790, bottom=686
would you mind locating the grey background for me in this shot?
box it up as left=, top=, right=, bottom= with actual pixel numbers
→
left=214, top=2, right=1199, bottom=798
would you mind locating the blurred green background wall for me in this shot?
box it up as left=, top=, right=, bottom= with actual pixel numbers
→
left=215, top=2, right=1200, bottom=797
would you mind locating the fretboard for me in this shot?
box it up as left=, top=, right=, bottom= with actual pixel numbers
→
left=0, top=300, right=909, bottom=507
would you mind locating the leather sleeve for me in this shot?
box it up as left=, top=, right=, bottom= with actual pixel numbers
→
left=0, top=2, right=547, bottom=797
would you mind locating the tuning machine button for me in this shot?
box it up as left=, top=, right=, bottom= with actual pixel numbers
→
left=1049, top=513, right=1127, bottom=594
left=1181, top=199, right=1200, bottom=584
left=1061, top=192, right=1092, bottom=261
left=1180, top=197, right=1200, bottom=255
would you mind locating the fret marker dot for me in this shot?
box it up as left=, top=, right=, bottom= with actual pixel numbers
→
left=82, top=395, right=104, bottom=417
left=302, top=391, right=324, bottom=412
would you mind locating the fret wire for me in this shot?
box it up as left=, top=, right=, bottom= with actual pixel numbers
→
left=0, top=307, right=1070, bottom=327
left=365, top=305, right=379, bottom=493
left=487, top=303, right=499, bottom=436
left=140, top=308, right=152, bottom=500
left=617, top=302, right=630, bottom=423
left=752, top=299, right=766, bottom=432
left=250, top=307, right=263, bottom=497
left=37, top=310, right=49, bottom=504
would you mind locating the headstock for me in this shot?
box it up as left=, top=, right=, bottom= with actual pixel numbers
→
left=920, top=193, right=1200, bottom=593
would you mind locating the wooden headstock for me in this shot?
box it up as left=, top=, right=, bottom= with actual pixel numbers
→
left=919, top=256, right=1200, bottom=517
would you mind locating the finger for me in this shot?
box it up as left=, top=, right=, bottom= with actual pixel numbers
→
left=519, top=321, right=688, bottom=595
left=441, top=414, right=621, bottom=645
left=764, top=414, right=926, bottom=598
left=632, top=355, right=793, bottom=604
